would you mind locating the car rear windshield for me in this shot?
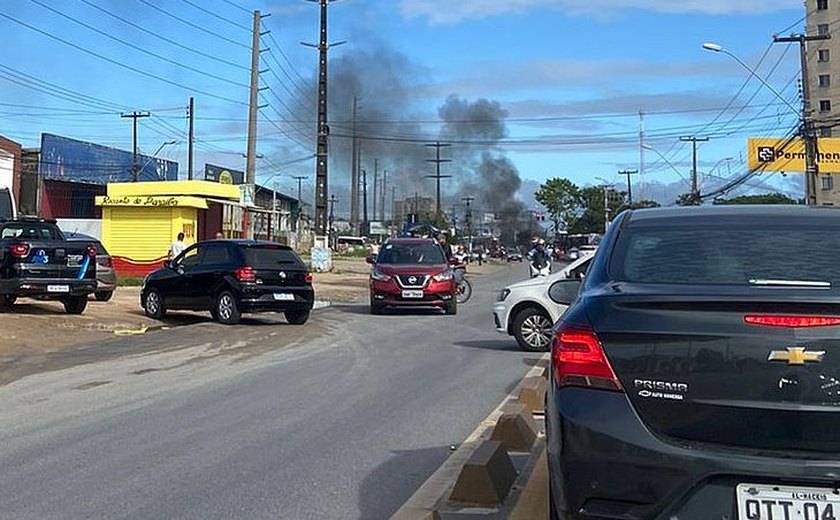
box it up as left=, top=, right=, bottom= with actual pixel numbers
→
left=0, top=223, right=63, bottom=240
left=613, top=224, right=840, bottom=286
left=244, top=246, right=305, bottom=269
left=378, top=243, right=445, bottom=265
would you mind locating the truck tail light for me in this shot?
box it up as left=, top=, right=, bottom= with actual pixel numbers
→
left=236, top=266, right=256, bottom=282
left=10, top=244, right=29, bottom=258
left=552, top=322, right=623, bottom=392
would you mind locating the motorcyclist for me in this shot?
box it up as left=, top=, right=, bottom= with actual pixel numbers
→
left=529, top=239, right=551, bottom=276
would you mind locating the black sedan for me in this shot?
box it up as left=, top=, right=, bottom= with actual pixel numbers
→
left=141, top=240, right=314, bottom=325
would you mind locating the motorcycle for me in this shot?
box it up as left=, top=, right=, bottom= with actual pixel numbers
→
left=529, top=255, right=551, bottom=278
left=451, top=262, right=472, bottom=304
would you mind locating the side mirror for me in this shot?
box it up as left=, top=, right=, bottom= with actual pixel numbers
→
left=548, top=279, right=582, bottom=306
left=366, top=254, right=378, bottom=265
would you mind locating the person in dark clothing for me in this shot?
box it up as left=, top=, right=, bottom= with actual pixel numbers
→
left=436, top=232, right=454, bottom=264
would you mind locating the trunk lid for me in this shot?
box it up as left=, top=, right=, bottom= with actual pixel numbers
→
left=9, top=240, right=96, bottom=281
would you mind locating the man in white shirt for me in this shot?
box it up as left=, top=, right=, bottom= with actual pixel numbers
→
left=169, top=232, right=186, bottom=260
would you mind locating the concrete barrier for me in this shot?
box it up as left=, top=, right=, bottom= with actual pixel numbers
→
left=490, top=404, right=538, bottom=452
left=390, top=507, right=441, bottom=520
left=449, top=440, right=518, bottom=506
left=517, top=376, right=547, bottom=414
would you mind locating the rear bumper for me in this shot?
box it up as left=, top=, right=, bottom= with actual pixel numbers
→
left=0, top=278, right=97, bottom=297
left=547, top=386, right=840, bottom=520
left=237, top=286, right=314, bottom=313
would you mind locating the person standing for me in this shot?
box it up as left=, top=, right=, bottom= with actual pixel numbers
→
left=169, top=232, right=186, bottom=259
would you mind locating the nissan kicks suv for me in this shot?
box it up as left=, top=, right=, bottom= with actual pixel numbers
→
left=368, top=238, right=457, bottom=315
left=141, top=240, right=314, bottom=325
left=547, top=205, right=840, bottom=520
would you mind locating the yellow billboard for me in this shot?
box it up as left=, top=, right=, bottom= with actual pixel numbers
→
left=748, top=138, right=840, bottom=173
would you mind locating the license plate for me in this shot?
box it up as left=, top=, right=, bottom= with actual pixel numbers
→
left=737, top=483, right=840, bottom=520
left=47, top=285, right=70, bottom=293
left=273, top=293, right=295, bottom=301
left=67, top=254, right=83, bottom=266
left=402, top=290, right=424, bottom=299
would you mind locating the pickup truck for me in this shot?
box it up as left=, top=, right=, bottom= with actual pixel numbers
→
left=0, top=218, right=98, bottom=314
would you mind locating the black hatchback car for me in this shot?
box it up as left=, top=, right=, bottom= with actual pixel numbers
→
left=141, top=240, right=314, bottom=325
left=547, top=205, right=840, bottom=520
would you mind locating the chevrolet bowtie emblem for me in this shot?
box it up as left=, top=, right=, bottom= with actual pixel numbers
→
left=768, top=347, right=826, bottom=365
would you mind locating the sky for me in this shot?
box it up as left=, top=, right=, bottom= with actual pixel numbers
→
left=0, top=0, right=812, bottom=217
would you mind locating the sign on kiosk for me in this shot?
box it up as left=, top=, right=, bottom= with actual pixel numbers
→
left=748, top=137, right=840, bottom=172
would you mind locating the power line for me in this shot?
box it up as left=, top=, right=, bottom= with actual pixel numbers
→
left=136, top=0, right=250, bottom=50
left=221, top=0, right=252, bottom=14
left=176, top=0, right=251, bottom=31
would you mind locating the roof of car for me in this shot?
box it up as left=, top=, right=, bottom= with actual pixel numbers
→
left=626, top=204, right=840, bottom=224
left=207, top=239, right=293, bottom=249
left=385, top=237, right=437, bottom=244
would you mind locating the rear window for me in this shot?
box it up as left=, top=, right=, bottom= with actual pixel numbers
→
left=377, top=242, right=445, bottom=265
left=614, top=225, right=840, bottom=286
left=0, top=223, right=63, bottom=240
left=244, top=246, right=305, bottom=269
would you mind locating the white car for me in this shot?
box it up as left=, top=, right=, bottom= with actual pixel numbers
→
left=493, top=253, right=594, bottom=351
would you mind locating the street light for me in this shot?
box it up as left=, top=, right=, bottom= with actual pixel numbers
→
left=594, top=177, right=614, bottom=234
left=702, top=42, right=799, bottom=115
left=641, top=144, right=690, bottom=184
left=139, top=140, right=178, bottom=180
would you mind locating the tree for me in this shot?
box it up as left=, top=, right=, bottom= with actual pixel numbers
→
left=569, top=186, right=627, bottom=234
left=676, top=193, right=701, bottom=206
left=628, top=199, right=661, bottom=209
left=534, top=178, right=581, bottom=235
left=712, top=192, right=798, bottom=205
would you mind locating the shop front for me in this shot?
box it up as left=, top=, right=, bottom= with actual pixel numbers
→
left=95, top=181, right=243, bottom=276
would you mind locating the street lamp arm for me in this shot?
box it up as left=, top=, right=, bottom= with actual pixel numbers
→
left=641, top=145, right=689, bottom=184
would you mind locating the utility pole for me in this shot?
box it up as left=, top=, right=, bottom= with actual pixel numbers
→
left=350, top=96, right=359, bottom=233
left=680, top=136, right=709, bottom=204
left=602, top=185, right=610, bottom=234
left=187, top=97, right=195, bottom=181
left=120, top=110, right=150, bottom=182
left=425, top=142, right=452, bottom=215
left=302, top=0, right=345, bottom=236
left=639, top=110, right=644, bottom=199
left=774, top=33, right=831, bottom=206
left=619, top=169, right=638, bottom=206
left=391, top=186, right=396, bottom=225
left=245, top=10, right=269, bottom=237
left=380, top=169, right=387, bottom=222
left=462, top=196, right=474, bottom=251
left=361, top=168, right=368, bottom=234
left=372, top=158, right=379, bottom=222
left=272, top=181, right=278, bottom=241
left=291, top=175, right=307, bottom=202
left=328, top=194, right=338, bottom=243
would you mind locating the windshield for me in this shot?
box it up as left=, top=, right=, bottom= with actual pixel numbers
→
left=613, top=225, right=840, bottom=286
left=377, top=242, right=446, bottom=265
left=0, top=223, right=63, bottom=240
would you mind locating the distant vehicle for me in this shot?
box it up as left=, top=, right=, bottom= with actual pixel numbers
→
left=547, top=205, right=840, bottom=520
left=506, top=251, right=523, bottom=262
left=0, top=187, right=15, bottom=220
left=0, top=218, right=98, bottom=313
left=336, top=236, right=368, bottom=250
left=367, top=237, right=457, bottom=315
left=141, top=240, right=314, bottom=325
left=64, top=232, right=117, bottom=302
left=494, top=254, right=592, bottom=351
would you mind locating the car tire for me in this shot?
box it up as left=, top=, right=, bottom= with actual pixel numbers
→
left=512, top=307, right=553, bottom=352
left=0, top=294, right=15, bottom=311
left=94, top=291, right=113, bottom=302
left=370, top=300, right=384, bottom=315
left=444, top=298, right=457, bottom=315
left=62, top=295, right=88, bottom=315
left=215, top=290, right=241, bottom=325
left=144, top=288, right=166, bottom=319
left=285, top=309, right=310, bottom=325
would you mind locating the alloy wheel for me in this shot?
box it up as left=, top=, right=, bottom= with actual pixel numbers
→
left=521, top=314, right=552, bottom=349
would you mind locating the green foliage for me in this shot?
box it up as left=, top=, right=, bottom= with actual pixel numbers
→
left=117, top=276, right=145, bottom=287
left=535, top=178, right=581, bottom=233
left=676, top=193, right=701, bottom=206
left=569, top=186, right=628, bottom=234
left=628, top=199, right=661, bottom=209
left=712, top=193, right=799, bottom=205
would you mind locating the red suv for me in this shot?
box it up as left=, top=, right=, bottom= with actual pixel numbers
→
left=368, top=238, right=457, bottom=315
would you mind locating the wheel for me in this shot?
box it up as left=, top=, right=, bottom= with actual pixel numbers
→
left=512, top=307, right=553, bottom=352
left=143, top=288, right=166, bottom=319
left=215, top=290, right=241, bottom=325
left=444, top=298, right=457, bottom=315
left=455, top=278, right=472, bottom=304
left=370, top=297, right=384, bottom=315
left=94, top=291, right=113, bottom=302
left=0, top=294, right=15, bottom=311
left=62, top=295, right=88, bottom=315
left=285, top=309, right=310, bottom=325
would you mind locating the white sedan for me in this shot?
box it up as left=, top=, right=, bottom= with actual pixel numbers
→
left=493, top=253, right=594, bottom=351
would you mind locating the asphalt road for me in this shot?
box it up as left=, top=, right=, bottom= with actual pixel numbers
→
left=0, top=262, right=543, bottom=520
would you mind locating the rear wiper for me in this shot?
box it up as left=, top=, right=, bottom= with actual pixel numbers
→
left=748, top=278, right=832, bottom=288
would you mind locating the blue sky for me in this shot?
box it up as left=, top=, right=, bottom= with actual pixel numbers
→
left=0, top=0, right=810, bottom=215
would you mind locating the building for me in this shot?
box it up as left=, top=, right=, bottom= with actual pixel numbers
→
left=0, top=136, right=22, bottom=207
left=807, top=0, right=840, bottom=204
left=393, top=195, right=434, bottom=226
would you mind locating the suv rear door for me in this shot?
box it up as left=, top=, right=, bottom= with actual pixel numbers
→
left=591, top=218, right=840, bottom=454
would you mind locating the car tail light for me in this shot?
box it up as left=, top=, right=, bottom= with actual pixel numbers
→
left=86, top=244, right=97, bottom=258
left=744, top=315, right=840, bottom=328
left=552, top=323, right=622, bottom=392
left=236, top=266, right=256, bottom=282
left=10, top=243, right=29, bottom=257
left=304, top=272, right=313, bottom=284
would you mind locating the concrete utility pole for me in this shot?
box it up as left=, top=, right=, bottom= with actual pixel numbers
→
left=328, top=194, right=338, bottom=243
left=120, top=110, right=150, bottom=182
left=425, top=142, right=452, bottom=215
left=680, top=136, right=709, bottom=204
left=361, top=168, right=368, bottom=234
left=245, top=10, right=267, bottom=215
left=291, top=175, right=307, bottom=203
left=774, top=33, right=831, bottom=206
left=639, top=110, right=645, bottom=198
left=302, top=0, right=345, bottom=236
left=619, top=169, right=638, bottom=205
left=602, top=185, right=610, bottom=234
left=372, top=158, right=379, bottom=221
left=391, top=186, right=396, bottom=225
left=380, top=169, right=387, bottom=222
left=350, top=96, right=359, bottom=232
left=187, top=97, right=195, bottom=181
left=462, top=196, right=474, bottom=250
